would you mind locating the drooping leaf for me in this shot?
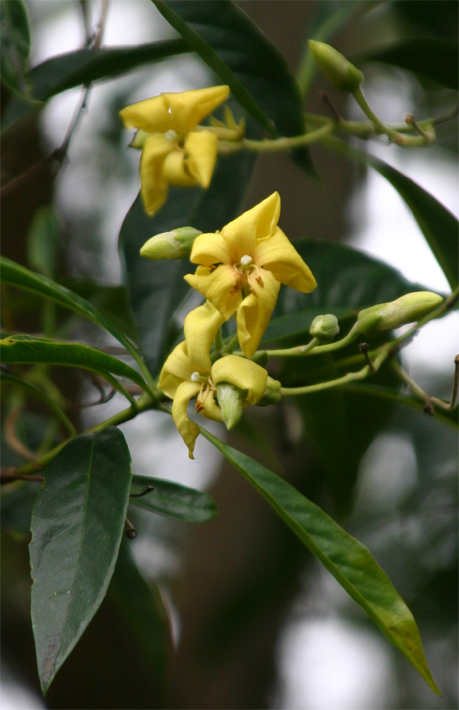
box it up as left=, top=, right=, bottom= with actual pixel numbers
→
left=153, top=0, right=316, bottom=176
left=130, top=474, right=217, bottom=522
left=323, top=137, right=459, bottom=290
left=354, top=38, right=458, bottom=91
left=0, top=336, right=147, bottom=401
left=29, top=428, right=132, bottom=694
left=201, top=427, right=441, bottom=695
left=2, top=40, right=188, bottom=131
left=0, top=0, right=31, bottom=95
left=119, top=142, right=255, bottom=376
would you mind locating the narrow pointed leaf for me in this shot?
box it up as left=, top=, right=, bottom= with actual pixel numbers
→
left=153, top=0, right=316, bottom=176
left=0, top=0, right=31, bottom=94
left=130, top=474, right=217, bottom=522
left=29, top=428, right=132, bottom=694
left=201, top=427, right=441, bottom=695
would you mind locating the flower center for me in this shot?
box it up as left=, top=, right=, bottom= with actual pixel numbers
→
left=240, top=254, right=253, bottom=267
left=195, top=374, right=216, bottom=413
left=233, top=256, right=265, bottom=295
left=164, top=129, right=178, bottom=141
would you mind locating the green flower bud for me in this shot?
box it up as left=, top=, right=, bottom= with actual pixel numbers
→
left=217, top=382, right=246, bottom=430
left=309, top=314, right=340, bottom=343
left=308, top=40, right=363, bottom=93
left=140, top=227, right=202, bottom=260
left=357, top=292, right=443, bottom=335
left=257, top=376, right=282, bottom=406
left=130, top=129, right=150, bottom=149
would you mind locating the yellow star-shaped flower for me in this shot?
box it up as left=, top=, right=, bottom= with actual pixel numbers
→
left=120, top=86, right=230, bottom=215
left=158, top=302, right=268, bottom=458
left=184, top=192, right=317, bottom=357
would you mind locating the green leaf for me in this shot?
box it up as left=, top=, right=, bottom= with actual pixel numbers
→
left=153, top=0, right=316, bottom=176
left=354, top=38, right=458, bottom=91
left=0, top=371, right=76, bottom=436
left=323, top=137, right=459, bottom=290
left=27, top=206, right=60, bottom=278
left=201, top=427, right=441, bottom=695
left=119, top=143, right=255, bottom=376
left=0, top=0, right=31, bottom=94
left=0, top=336, right=146, bottom=401
left=130, top=474, right=217, bottom=522
left=29, top=428, right=132, bottom=694
left=2, top=40, right=188, bottom=131
left=0, top=257, right=153, bottom=391
left=109, top=541, right=171, bottom=696
left=265, top=239, right=433, bottom=344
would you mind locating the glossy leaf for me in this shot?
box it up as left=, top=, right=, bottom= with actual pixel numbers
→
left=324, top=137, right=459, bottom=290
left=201, top=427, right=441, bottom=695
left=29, top=428, right=132, bottom=693
left=130, top=474, right=217, bottom=522
left=119, top=141, right=255, bottom=376
left=0, top=0, right=31, bottom=94
left=0, top=371, right=76, bottom=436
left=0, top=336, right=146, bottom=400
left=153, top=0, right=316, bottom=176
left=356, top=38, right=458, bottom=91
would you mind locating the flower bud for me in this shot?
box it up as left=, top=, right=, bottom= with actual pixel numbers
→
left=357, top=291, right=443, bottom=335
left=217, top=382, right=246, bottom=430
left=257, top=376, right=282, bottom=406
left=308, top=40, right=363, bottom=93
left=140, top=227, right=202, bottom=260
left=309, top=314, right=340, bottom=343
left=130, top=129, right=151, bottom=149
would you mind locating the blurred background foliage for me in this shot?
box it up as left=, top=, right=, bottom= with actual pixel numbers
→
left=1, top=1, right=457, bottom=708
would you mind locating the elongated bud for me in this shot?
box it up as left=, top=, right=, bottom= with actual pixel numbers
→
left=357, top=291, right=443, bottom=335
left=217, top=383, right=246, bottom=430
left=257, top=376, right=282, bottom=406
left=310, top=314, right=340, bottom=343
left=308, top=40, right=363, bottom=93
left=140, top=227, right=202, bottom=260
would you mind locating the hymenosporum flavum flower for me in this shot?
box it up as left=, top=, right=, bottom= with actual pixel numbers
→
left=184, top=192, right=317, bottom=358
left=158, top=342, right=268, bottom=458
left=120, top=86, right=230, bottom=215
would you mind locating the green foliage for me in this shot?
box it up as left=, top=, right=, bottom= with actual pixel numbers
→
left=0, top=0, right=31, bottom=94
left=130, top=475, right=218, bottom=522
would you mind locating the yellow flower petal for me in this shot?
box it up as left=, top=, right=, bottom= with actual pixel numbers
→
left=158, top=341, right=195, bottom=399
left=237, top=269, right=280, bottom=357
left=164, top=86, right=230, bottom=133
left=254, top=227, right=317, bottom=292
left=184, top=265, right=241, bottom=320
left=162, top=150, right=198, bottom=187
left=184, top=301, right=226, bottom=373
left=189, top=232, right=232, bottom=266
left=172, top=380, right=202, bottom=459
left=221, top=192, right=281, bottom=257
left=119, top=94, right=172, bottom=133
left=199, top=390, right=223, bottom=422
left=211, top=355, right=268, bottom=405
left=140, top=134, right=175, bottom=215
left=185, top=131, right=218, bottom=188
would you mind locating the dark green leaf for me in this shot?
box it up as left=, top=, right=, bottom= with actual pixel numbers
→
left=0, top=336, right=146, bottom=400
left=130, top=474, right=217, bottom=522
left=119, top=144, right=255, bottom=376
left=153, top=0, right=316, bottom=176
left=1, top=479, right=41, bottom=537
left=109, top=541, right=171, bottom=695
left=323, top=137, right=459, bottom=290
left=0, top=0, right=31, bottom=94
left=201, top=427, right=441, bottom=695
left=355, top=38, right=458, bottom=91
left=27, top=206, right=60, bottom=278
left=265, top=239, right=432, bottom=344
left=29, top=428, right=132, bottom=694
left=2, top=40, right=188, bottom=131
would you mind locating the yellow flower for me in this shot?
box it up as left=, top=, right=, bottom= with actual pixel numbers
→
left=158, top=302, right=268, bottom=458
left=184, top=192, right=317, bottom=357
left=120, top=86, right=230, bottom=215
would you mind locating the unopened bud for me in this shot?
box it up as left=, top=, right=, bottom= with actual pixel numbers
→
left=308, top=40, right=363, bottom=93
left=309, top=314, right=340, bottom=343
left=140, top=227, right=202, bottom=260
left=257, top=376, right=282, bottom=406
left=357, top=291, right=443, bottom=335
left=217, top=383, right=246, bottom=430
left=130, top=129, right=150, bottom=149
